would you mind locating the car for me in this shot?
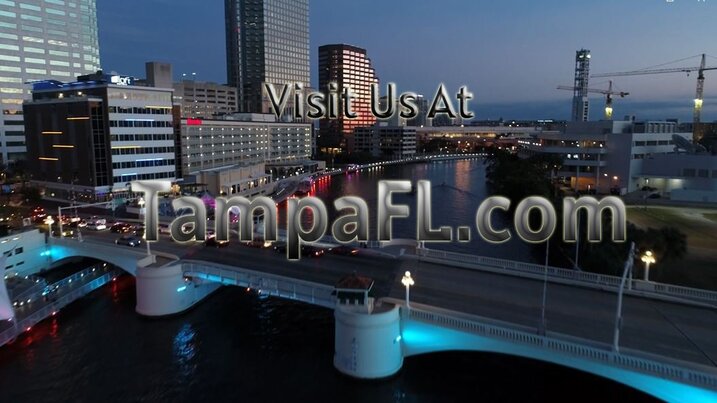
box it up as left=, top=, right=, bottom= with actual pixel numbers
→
left=76, top=219, right=87, bottom=228
left=110, top=222, right=133, bottom=233
left=648, top=192, right=661, bottom=199
left=88, top=216, right=107, bottom=225
left=115, top=235, right=142, bottom=247
left=301, top=245, right=325, bottom=258
left=158, top=224, right=171, bottom=234
left=244, top=239, right=273, bottom=248
left=53, top=228, right=77, bottom=238
left=329, top=245, right=359, bottom=256
left=86, top=222, right=107, bottom=231
left=31, top=206, right=46, bottom=219
left=205, top=235, right=229, bottom=248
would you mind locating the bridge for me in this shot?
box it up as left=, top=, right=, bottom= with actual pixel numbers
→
left=15, top=235, right=717, bottom=401
left=0, top=264, right=120, bottom=348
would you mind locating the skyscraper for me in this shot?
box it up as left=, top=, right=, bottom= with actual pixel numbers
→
left=225, top=0, right=309, bottom=115
left=318, top=44, right=378, bottom=154
left=0, top=0, right=101, bottom=163
left=572, top=49, right=590, bottom=122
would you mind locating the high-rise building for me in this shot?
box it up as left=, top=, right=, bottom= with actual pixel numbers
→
left=23, top=72, right=176, bottom=201
left=571, top=49, right=591, bottom=122
left=318, top=44, right=379, bottom=154
left=0, top=0, right=101, bottom=163
left=173, top=80, right=238, bottom=119
left=225, top=0, right=309, bottom=115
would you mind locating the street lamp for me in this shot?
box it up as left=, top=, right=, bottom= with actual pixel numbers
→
left=138, top=197, right=145, bottom=219
left=641, top=250, right=656, bottom=281
left=613, top=242, right=635, bottom=353
left=401, top=271, right=415, bottom=309
left=137, top=197, right=151, bottom=256
left=44, top=216, right=55, bottom=238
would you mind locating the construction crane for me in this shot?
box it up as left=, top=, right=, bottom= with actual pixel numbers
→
left=592, top=54, right=717, bottom=141
left=557, top=80, right=629, bottom=120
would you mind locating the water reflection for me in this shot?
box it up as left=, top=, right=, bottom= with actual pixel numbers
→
left=173, top=323, right=197, bottom=379
left=308, top=159, right=534, bottom=261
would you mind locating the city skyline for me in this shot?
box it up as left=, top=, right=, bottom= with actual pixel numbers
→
left=97, top=0, right=717, bottom=121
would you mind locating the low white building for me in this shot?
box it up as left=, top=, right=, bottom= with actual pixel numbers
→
left=353, top=125, right=416, bottom=159
left=519, top=120, right=694, bottom=195
left=639, top=153, right=717, bottom=203
left=180, top=114, right=312, bottom=177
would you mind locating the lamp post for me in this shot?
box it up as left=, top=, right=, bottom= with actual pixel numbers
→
left=138, top=197, right=145, bottom=220
left=539, top=238, right=549, bottom=335
left=401, top=271, right=415, bottom=309
left=138, top=198, right=150, bottom=256
left=613, top=242, right=635, bottom=353
left=641, top=250, right=656, bottom=281
left=44, top=216, right=55, bottom=238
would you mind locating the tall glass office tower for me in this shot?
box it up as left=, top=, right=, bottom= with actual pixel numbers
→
left=225, top=0, right=309, bottom=115
left=0, top=0, right=101, bottom=163
left=318, top=44, right=378, bottom=154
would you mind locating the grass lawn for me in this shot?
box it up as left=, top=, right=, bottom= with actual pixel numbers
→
left=627, top=206, right=717, bottom=290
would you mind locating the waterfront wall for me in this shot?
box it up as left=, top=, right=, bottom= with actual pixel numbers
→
left=334, top=304, right=403, bottom=379
left=135, top=263, right=220, bottom=316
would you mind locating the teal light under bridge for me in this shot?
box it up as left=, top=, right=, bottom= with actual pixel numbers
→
left=401, top=319, right=717, bottom=402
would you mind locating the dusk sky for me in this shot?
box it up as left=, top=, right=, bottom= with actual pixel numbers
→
left=98, top=0, right=717, bottom=121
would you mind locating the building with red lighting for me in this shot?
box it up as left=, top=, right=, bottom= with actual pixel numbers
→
left=318, top=44, right=379, bottom=154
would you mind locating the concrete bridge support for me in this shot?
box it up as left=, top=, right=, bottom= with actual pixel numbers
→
left=333, top=304, right=404, bottom=379
left=135, top=263, right=220, bottom=316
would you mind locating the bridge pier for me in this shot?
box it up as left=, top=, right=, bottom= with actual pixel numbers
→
left=135, top=264, right=220, bottom=316
left=333, top=303, right=404, bottom=379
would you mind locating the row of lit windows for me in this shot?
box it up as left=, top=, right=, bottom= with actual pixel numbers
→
left=110, top=133, right=174, bottom=142
left=108, top=106, right=172, bottom=115
left=0, top=65, right=77, bottom=76
left=112, top=171, right=173, bottom=183
left=111, top=146, right=174, bottom=155
left=112, top=159, right=175, bottom=169
left=109, top=120, right=173, bottom=128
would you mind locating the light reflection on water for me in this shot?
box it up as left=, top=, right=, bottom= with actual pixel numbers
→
left=173, top=323, right=197, bottom=379
left=304, top=159, right=535, bottom=261
left=0, top=275, right=653, bottom=402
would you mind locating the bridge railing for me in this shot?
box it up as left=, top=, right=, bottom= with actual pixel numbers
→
left=397, top=299, right=717, bottom=390
left=9, top=277, right=48, bottom=306
left=0, top=269, right=117, bottom=348
left=417, top=247, right=717, bottom=305
left=182, top=260, right=336, bottom=309
left=10, top=264, right=107, bottom=307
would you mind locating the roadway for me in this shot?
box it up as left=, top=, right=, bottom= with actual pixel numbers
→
left=69, top=227, right=717, bottom=369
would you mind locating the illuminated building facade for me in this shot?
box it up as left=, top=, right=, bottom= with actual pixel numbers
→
left=180, top=113, right=311, bottom=176
left=0, top=0, right=101, bottom=163
left=318, top=44, right=378, bottom=154
left=23, top=72, right=175, bottom=200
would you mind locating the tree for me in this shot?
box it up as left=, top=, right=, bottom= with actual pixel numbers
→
left=579, top=223, right=688, bottom=276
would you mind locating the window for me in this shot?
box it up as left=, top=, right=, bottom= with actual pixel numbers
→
left=15, top=247, right=23, bottom=254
